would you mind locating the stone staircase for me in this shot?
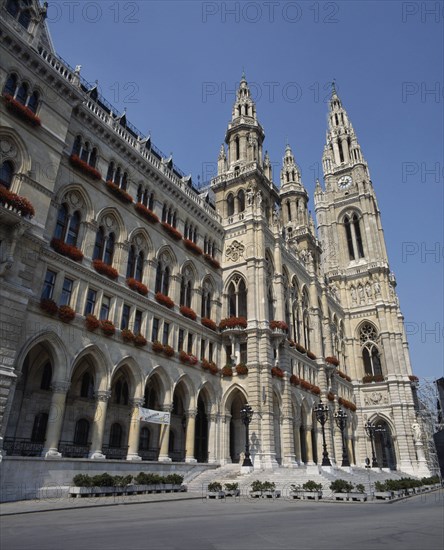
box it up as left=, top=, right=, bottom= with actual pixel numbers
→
left=186, top=463, right=414, bottom=497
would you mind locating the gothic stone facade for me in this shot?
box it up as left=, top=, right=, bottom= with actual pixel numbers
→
left=0, top=0, right=426, bottom=475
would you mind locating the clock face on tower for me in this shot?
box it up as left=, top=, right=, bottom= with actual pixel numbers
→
left=338, top=175, right=353, bottom=190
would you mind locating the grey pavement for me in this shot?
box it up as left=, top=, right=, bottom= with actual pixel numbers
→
left=1, top=491, right=443, bottom=550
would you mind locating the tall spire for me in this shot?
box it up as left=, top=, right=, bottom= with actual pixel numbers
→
left=322, top=86, right=366, bottom=176
left=280, top=143, right=302, bottom=187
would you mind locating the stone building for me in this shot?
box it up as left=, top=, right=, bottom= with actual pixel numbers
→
left=0, top=0, right=428, bottom=480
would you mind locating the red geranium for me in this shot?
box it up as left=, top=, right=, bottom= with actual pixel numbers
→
left=135, top=202, right=159, bottom=224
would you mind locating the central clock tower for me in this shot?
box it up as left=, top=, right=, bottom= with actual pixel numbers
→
left=314, top=86, right=422, bottom=474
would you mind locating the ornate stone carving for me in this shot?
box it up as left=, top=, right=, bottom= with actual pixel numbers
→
left=226, top=240, right=245, bottom=262
left=51, top=381, right=70, bottom=393
left=95, top=390, right=111, bottom=401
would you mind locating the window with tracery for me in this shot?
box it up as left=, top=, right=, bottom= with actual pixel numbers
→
left=228, top=277, right=247, bottom=317
left=360, top=323, right=382, bottom=377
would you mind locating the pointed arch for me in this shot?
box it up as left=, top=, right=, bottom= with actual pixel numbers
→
left=96, top=207, right=127, bottom=241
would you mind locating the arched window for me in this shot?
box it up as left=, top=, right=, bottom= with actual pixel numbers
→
left=27, top=91, right=39, bottom=113
left=103, top=232, right=115, bottom=265
left=287, top=202, right=292, bottom=221
left=6, top=0, right=33, bottom=29
left=66, top=211, right=80, bottom=246
left=228, top=278, right=247, bottom=317
left=40, top=362, right=52, bottom=391
left=80, top=141, right=90, bottom=163
left=238, top=190, right=245, bottom=212
left=227, top=194, right=235, bottom=217
left=302, top=290, right=310, bottom=349
left=109, top=423, right=122, bottom=448
left=107, top=162, right=115, bottom=182
left=72, top=135, right=82, bottom=157
left=235, top=136, right=240, bottom=160
left=267, top=286, right=274, bottom=321
left=353, top=214, right=365, bottom=258
left=6, top=0, right=19, bottom=18
left=80, top=372, right=94, bottom=398
left=135, top=252, right=144, bottom=282
left=155, top=260, right=170, bottom=295
left=3, top=73, right=18, bottom=96
left=360, top=323, right=382, bottom=377
left=31, top=412, right=48, bottom=443
left=344, top=216, right=354, bottom=260
left=16, top=82, right=28, bottom=105
left=201, top=288, right=212, bottom=319
left=54, top=204, right=69, bottom=240
left=180, top=279, right=192, bottom=308
left=126, top=246, right=136, bottom=278
left=73, top=419, right=90, bottom=446
left=0, top=160, right=14, bottom=189
left=90, top=148, right=97, bottom=169
left=18, top=7, right=32, bottom=29
left=93, top=226, right=105, bottom=260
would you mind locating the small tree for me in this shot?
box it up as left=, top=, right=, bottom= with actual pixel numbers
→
left=355, top=483, right=366, bottom=494
left=329, top=479, right=354, bottom=493
left=208, top=482, right=222, bottom=492
left=224, top=483, right=239, bottom=491
left=251, top=480, right=264, bottom=492
left=302, top=480, right=323, bottom=492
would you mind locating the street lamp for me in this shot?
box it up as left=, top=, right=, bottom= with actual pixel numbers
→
left=314, top=401, right=331, bottom=466
left=364, top=422, right=386, bottom=467
left=240, top=403, right=254, bottom=467
left=334, top=407, right=350, bottom=467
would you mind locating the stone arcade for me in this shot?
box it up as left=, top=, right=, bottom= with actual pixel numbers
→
left=0, top=0, right=430, bottom=496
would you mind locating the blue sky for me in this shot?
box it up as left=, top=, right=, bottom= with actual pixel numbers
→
left=46, top=1, right=443, bottom=380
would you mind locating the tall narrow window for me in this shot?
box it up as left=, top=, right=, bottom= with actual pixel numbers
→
left=238, top=280, right=247, bottom=317
left=344, top=216, right=355, bottom=260
left=3, top=73, right=18, bottom=96
left=41, top=270, right=57, bottom=300
left=100, top=295, right=111, bottom=320
left=178, top=329, right=184, bottom=351
left=109, top=423, right=122, bottom=447
left=40, top=363, right=52, bottom=391
left=162, top=323, right=170, bottom=346
left=126, top=246, right=136, bottom=278
left=0, top=160, right=14, bottom=189
left=135, top=252, right=144, bottom=282
left=54, top=204, right=69, bottom=241
left=227, top=194, right=234, bottom=217
left=353, top=214, right=365, bottom=258
left=103, top=232, right=115, bottom=265
left=134, top=309, right=142, bottom=334
left=187, top=333, right=193, bottom=354
left=60, top=277, right=73, bottom=306
left=121, top=304, right=130, bottom=330
left=16, top=82, right=28, bottom=105
left=80, top=372, right=94, bottom=398
left=66, top=211, right=80, bottom=246
left=235, top=136, right=240, bottom=160
left=152, top=317, right=159, bottom=341
left=93, top=227, right=105, bottom=261
left=238, top=190, right=245, bottom=212
left=31, top=413, right=48, bottom=443
left=74, top=419, right=90, bottom=446
left=84, top=288, right=97, bottom=316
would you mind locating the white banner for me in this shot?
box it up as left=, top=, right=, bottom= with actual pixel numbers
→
left=139, top=407, right=171, bottom=425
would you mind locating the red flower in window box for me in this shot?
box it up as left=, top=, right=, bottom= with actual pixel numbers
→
left=121, top=329, right=135, bottom=343
left=163, top=345, right=174, bottom=357
left=202, top=359, right=218, bottom=375
left=100, top=319, right=115, bottom=336
left=184, top=239, right=203, bottom=256
left=126, top=277, right=148, bottom=296
left=325, top=356, right=340, bottom=367
left=290, top=374, right=300, bottom=386
left=287, top=339, right=295, bottom=347
left=307, top=351, right=317, bottom=360
left=236, top=364, right=248, bottom=375
left=155, top=292, right=174, bottom=309
left=161, top=222, right=182, bottom=241
left=337, top=370, right=352, bottom=382
left=204, top=254, right=221, bottom=269
left=0, top=185, right=35, bottom=218
left=135, top=202, right=159, bottom=224
left=219, top=317, right=248, bottom=330
left=58, top=305, right=76, bottom=323
left=105, top=180, right=133, bottom=204
left=221, top=365, right=233, bottom=378
left=295, top=343, right=306, bottom=354
left=152, top=341, right=164, bottom=353
left=271, top=366, right=284, bottom=379
left=92, top=259, right=119, bottom=280
left=85, top=314, right=100, bottom=331
left=362, top=374, right=384, bottom=384
left=3, top=94, right=41, bottom=126
left=338, top=397, right=357, bottom=412
left=50, top=238, right=83, bottom=262
left=179, top=305, right=197, bottom=321
left=201, top=317, right=217, bottom=331
left=179, top=350, right=190, bottom=363
left=69, top=154, right=102, bottom=181
left=327, top=391, right=335, bottom=401
left=40, top=298, right=58, bottom=315
left=311, top=385, right=321, bottom=395
left=300, top=379, right=312, bottom=391
left=134, top=334, right=147, bottom=347
left=269, top=320, right=288, bottom=331
left=188, top=354, right=198, bottom=365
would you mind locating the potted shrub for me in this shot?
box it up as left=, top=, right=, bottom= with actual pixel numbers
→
left=327, top=391, right=335, bottom=401
left=236, top=363, right=248, bottom=375
left=126, top=277, right=148, bottom=296
left=69, top=154, right=102, bottom=180
left=224, top=483, right=240, bottom=497
left=100, top=319, right=115, bottom=336
left=219, top=317, right=247, bottom=330
left=85, top=314, right=100, bottom=331
left=250, top=480, right=264, bottom=498
left=269, top=320, right=288, bottom=331
left=374, top=480, right=394, bottom=500
left=307, top=351, right=317, bottom=360
left=298, top=480, right=323, bottom=500
left=40, top=298, right=58, bottom=315
left=121, top=329, right=135, bottom=343
left=135, top=202, right=159, bottom=224
left=0, top=185, right=35, bottom=218
left=188, top=354, right=198, bottom=365
left=207, top=482, right=225, bottom=499
left=262, top=481, right=280, bottom=498
left=311, top=384, right=321, bottom=395
left=58, top=305, right=76, bottom=323
left=201, top=317, right=217, bottom=331
left=221, top=365, right=233, bottom=378
left=295, top=343, right=306, bottom=354
left=330, top=479, right=354, bottom=501
left=348, top=483, right=368, bottom=502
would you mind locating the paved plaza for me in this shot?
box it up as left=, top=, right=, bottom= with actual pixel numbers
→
left=1, top=491, right=443, bottom=550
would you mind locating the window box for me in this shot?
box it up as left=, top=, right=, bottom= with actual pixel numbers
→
left=135, top=202, right=159, bottom=224
left=69, top=154, right=102, bottom=181
left=338, top=397, right=357, bottom=412
left=152, top=341, right=164, bottom=353
left=337, top=370, right=352, bottom=382
left=40, top=298, right=58, bottom=315
left=362, top=374, right=384, bottom=384
left=325, top=356, right=340, bottom=367
left=92, top=259, right=119, bottom=280
left=161, top=222, right=182, bottom=241
left=271, top=366, right=284, bottom=379
left=58, top=305, right=76, bottom=323
left=3, top=94, right=41, bottom=126
left=327, top=391, right=335, bottom=401
left=300, top=379, right=312, bottom=391
left=100, top=320, right=115, bottom=336
left=121, top=329, right=135, bottom=343
left=179, top=305, right=197, bottom=321
left=236, top=364, right=248, bottom=376
left=219, top=317, right=247, bottom=330
left=134, top=334, right=147, bottom=347
left=105, top=180, right=133, bottom=204
left=290, top=374, right=300, bottom=386
left=204, top=254, right=221, bottom=269
left=202, top=359, right=218, bottom=375
left=221, top=365, right=233, bottom=378
left=163, top=345, right=174, bottom=357
left=295, top=343, right=306, bottom=354
left=307, top=350, right=317, bottom=360
left=201, top=317, right=217, bottom=331
left=311, top=385, right=321, bottom=395
left=269, top=320, right=288, bottom=331
left=0, top=185, right=35, bottom=218
left=50, top=237, right=83, bottom=262
left=188, top=354, right=198, bottom=365
left=126, top=277, right=148, bottom=296
left=155, top=292, right=174, bottom=309
left=184, top=239, right=203, bottom=256
left=85, top=314, right=100, bottom=331
left=179, top=350, right=190, bottom=364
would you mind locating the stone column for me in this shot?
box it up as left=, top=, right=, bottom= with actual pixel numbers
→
left=185, top=410, right=197, bottom=463
left=127, top=398, right=144, bottom=461
left=305, top=425, right=314, bottom=464
left=43, top=381, right=70, bottom=458
left=89, top=390, right=111, bottom=459
left=293, top=422, right=302, bottom=464
left=158, top=404, right=173, bottom=462
left=207, top=413, right=218, bottom=463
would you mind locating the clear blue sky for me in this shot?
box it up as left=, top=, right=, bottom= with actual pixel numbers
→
left=45, top=1, right=443, bottom=380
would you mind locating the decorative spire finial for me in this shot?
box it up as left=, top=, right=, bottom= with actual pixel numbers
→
left=241, top=68, right=246, bottom=81
left=331, top=79, right=337, bottom=97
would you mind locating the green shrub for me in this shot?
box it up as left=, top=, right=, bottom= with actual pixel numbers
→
left=355, top=484, right=366, bottom=493
left=262, top=481, right=276, bottom=491
left=134, top=472, right=163, bottom=485
left=374, top=480, right=387, bottom=492
left=165, top=474, right=184, bottom=485
left=91, top=473, right=115, bottom=487
left=251, top=480, right=263, bottom=492
left=208, top=482, right=222, bottom=492
left=302, top=480, right=323, bottom=491
left=73, top=474, right=92, bottom=487
left=113, top=475, right=133, bottom=487
left=329, top=479, right=354, bottom=493
left=224, top=483, right=239, bottom=491
left=290, top=484, right=302, bottom=492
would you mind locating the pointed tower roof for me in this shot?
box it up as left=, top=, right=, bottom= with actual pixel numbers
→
left=280, top=142, right=303, bottom=189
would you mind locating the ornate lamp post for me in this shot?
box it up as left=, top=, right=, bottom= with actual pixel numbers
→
left=314, top=401, right=331, bottom=466
left=240, top=403, right=254, bottom=467
left=364, top=422, right=385, bottom=467
left=334, top=407, right=350, bottom=467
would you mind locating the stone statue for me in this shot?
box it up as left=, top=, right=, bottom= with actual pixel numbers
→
left=351, top=287, right=357, bottom=304
left=412, top=421, right=422, bottom=442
